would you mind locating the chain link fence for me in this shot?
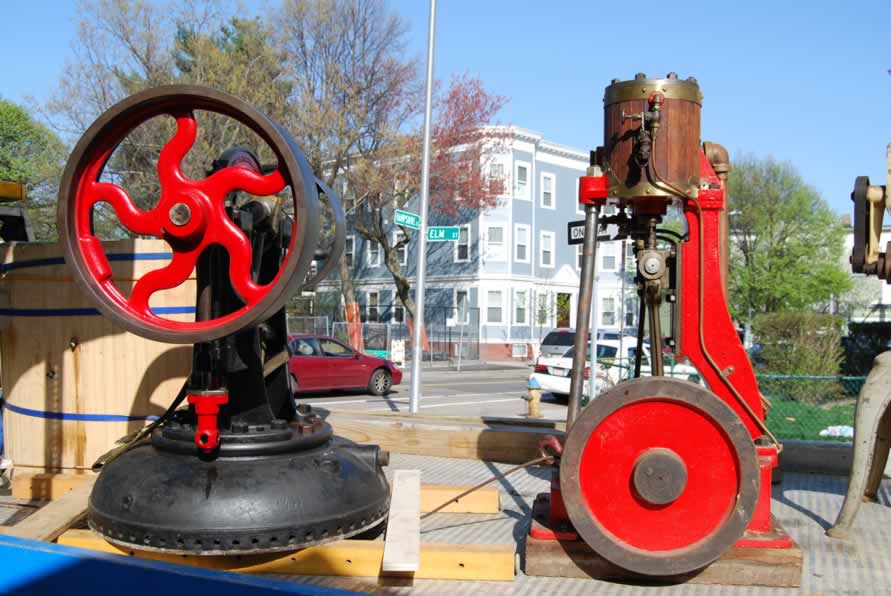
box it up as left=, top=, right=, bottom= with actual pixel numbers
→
left=758, top=374, right=864, bottom=442
left=584, top=358, right=863, bottom=442
left=324, top=306, right=479, bottom=367
left=287, top=315, right=330, bottom=336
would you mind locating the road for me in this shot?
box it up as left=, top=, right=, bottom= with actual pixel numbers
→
left=298, top=366, right=569, bottom=420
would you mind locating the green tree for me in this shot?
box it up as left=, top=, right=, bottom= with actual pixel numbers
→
left=0, top=99, right=67, bottom=239
left=727, top=156, right=851, bottom=323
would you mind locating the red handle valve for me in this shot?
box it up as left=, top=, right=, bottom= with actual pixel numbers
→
left=578, top=175, right=609, bottom=205
left=187, top=390, right=229, bottom=453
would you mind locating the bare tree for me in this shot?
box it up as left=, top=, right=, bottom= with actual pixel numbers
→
left=45, top=0, right=508, bottom=325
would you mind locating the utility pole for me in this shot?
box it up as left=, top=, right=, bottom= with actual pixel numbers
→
left=409, top=0, right=437, bottom=414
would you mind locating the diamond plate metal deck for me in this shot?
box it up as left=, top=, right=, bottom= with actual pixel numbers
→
left=290, top=454, right=891, bottom=595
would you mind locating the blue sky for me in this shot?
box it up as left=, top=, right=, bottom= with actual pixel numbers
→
left=1, top=0, right=889, bottom=215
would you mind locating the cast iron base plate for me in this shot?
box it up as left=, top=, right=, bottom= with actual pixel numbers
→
left=88, top=435, right=390, bottom=555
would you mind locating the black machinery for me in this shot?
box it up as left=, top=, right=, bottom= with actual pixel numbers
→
left=57, top=85, right=390, bottom=554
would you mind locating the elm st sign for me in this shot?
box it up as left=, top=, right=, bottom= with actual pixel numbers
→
left=427, top=226, right=460, bottom=242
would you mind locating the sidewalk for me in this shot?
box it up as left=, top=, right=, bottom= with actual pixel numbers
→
left=407, top=359, right=532, bottom=373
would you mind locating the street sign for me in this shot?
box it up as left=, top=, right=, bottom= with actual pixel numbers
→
left=394, top=209, right=421, bottom=230
left=567, top=220, right=586, bottom=245
left=427, top=226, right=460, bottom=242
left=568, top=220, right=611, bottom=245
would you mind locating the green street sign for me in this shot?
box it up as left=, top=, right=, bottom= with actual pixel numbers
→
left=394, top=209, right=421, bottom=230
left=427, top=226, right=460, bottom=242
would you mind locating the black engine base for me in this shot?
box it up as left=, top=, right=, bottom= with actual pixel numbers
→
left=89, top=429, right=390, bottom=555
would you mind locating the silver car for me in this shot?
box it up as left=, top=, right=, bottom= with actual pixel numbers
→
left=539, top=328, right=625, bottom=359
left=539, top=328, right=576, bottom=358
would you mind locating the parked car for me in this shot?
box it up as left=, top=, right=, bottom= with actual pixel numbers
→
left=530, top=338, right=700, bottom=399
left=287, top=334, right=403, bottom=395
left=539, top=328, right=577, bottom=359
left=539, top=328, right=628, bottom=359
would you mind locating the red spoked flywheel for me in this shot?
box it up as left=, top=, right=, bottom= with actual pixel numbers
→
left=57, top=85, right=321, bottom=344
left=560, top=377, right=759, bottom=576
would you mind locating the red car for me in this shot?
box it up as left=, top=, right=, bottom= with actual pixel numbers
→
left=287, top=334, right=403, bottom=395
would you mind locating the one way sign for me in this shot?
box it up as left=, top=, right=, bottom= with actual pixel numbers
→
left=567, top=220, right=611, bottom=245
left=567, top=220, right=586, bottom=245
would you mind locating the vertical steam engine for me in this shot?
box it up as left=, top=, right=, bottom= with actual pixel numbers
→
left=533, top=74, right=793, bottom=577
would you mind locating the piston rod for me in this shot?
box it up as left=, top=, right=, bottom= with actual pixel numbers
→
left=567, top=204, right=599, bottom=429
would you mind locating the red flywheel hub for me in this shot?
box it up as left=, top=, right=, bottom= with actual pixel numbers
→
left=560, top=377, right=759, bottom=576
left=57, top=85, right=321, bottom=343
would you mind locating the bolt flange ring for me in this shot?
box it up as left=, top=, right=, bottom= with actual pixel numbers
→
left=57, top=85, right=320, bottom=343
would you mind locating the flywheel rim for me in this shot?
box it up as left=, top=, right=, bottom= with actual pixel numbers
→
left=560, top=377, right=759, bottom=576
left=57, top=84, right=321, bottom=344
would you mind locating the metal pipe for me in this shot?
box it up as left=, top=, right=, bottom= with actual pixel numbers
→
left=567, top=204, right=599, bottom=429
left=648, top=292, right=664, bottom=376
left=408, top=0, right=437, bottom=414
left=588, top=236, right=600, bottom=401
left=634, top=288, right=645, bottom=378
left=704, top=142, right=731, bottom=298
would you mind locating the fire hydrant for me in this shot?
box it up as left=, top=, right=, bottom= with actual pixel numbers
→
left=526, top=377, right=542, bottom=418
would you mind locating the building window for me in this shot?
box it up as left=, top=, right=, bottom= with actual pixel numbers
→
left=541, top=173, right=555, bottom=209
left=456, top=290, right=469, bottom=324
left=367, top=291, right=379, bottom=322
left=486, top=226, right=506, bottom=261
left=625, top=297, right=636, bottom=327
left=489, top=162, right=504, bottom=195
left=540, top=231, right=555, bottom=268
left=514, top=224, right=530, bottom=263
left=394, top=230, right=408, bottom=266
left=487, top=290, right=503, bottom=323
left=601, top=296, right=616, bottom=327
left=536, top=291, right=552, bottom=327
left=455, top=225, right=471, bottom=262
left=393, top=303, right=405, bottom=324
left=368, top=241, right=381, bottom=267
left=601, top=242, right=617, bottom=271
left=515, top=162, right=530, bottom=200
left=345, top=236, right=354, bottom=268
left=514, top=290, right=529, bottom=325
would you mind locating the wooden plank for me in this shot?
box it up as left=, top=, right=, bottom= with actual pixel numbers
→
left=57, top=530, right=515, bottom=581
left=11, top=472, right=94, bottom=501
left=11, top=471, right=498, bottom=513
left=0, top=181, right=25, bottom=201
left=0, top=476, right=95, bottom=542
left=327, top=412, right=561, bottom=464
left=525, top=535, right=802, bottom=588
left=420, top=485, right=499, bottom=514
left=382, top=470, right=420, bottom=573
left=327, top=409, right=566, bottom=430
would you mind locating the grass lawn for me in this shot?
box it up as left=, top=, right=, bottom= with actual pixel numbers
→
left=765, top=399, right=855, bottom=441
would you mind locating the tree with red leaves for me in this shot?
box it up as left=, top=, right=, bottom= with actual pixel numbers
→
left=344, top=74, right=507, bottom=320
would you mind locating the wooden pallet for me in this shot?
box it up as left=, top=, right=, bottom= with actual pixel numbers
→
left=2, top=470, right=515, bottom=582
left=524, top=493, right=802, bottom=588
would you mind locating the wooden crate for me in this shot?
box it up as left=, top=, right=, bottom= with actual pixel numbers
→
left=0, top=239, right=192, bottom=471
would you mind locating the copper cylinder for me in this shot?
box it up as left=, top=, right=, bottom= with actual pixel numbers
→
left=603, top=73, right=702, bottom=202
